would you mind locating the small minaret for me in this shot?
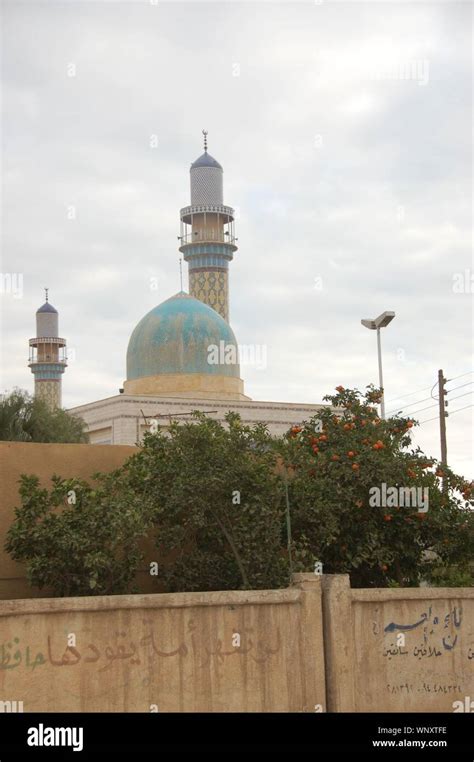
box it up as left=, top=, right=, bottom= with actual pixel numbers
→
left=179, top=131, right=238, bottom=321
left=28, top=289, right=67, bottom=409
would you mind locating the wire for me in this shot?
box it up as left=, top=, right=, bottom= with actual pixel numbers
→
left=447, top=391, right=473, bottom=403
left=418, top=414, right=439, bottom=425
left=446, top=381, right=473, bottom=393
left=418, top=403, right=474, bottom=425
left=449, top=404, right=474, bottom=416
left=386, top=372, right=473, bottom=415
left=385, top=385, right=433, bottom=405
left=406, top=403, right=439, bottom=416
left=446, top=371, right=474, bottom=383
left=386, top=396, right=433, bottom=415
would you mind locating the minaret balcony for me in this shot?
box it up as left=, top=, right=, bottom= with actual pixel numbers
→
left=28, top=358, right=68, bottom=367
left=29, top=337, right=67, bottom=347
left=178, top=230, right=237, bottom=247
left=180, top=204, right=234, bottom=224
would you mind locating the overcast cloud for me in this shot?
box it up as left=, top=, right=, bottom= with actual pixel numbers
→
left=1, top=0, right=472, bottom=476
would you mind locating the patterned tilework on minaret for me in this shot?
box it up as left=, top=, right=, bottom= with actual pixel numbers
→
left=28, top=290, right=67, bottom=410
left=179, top=131, right=238, bottom=322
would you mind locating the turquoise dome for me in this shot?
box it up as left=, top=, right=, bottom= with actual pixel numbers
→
left=126, top=292, right=240, bottom=380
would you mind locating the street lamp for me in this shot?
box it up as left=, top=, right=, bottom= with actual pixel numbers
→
left=361, top=311, right=395, bottom=419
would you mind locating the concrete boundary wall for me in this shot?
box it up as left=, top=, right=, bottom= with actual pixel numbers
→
left=322, top=575, right=474, bottom=712
left=0, top=575, right=326, bottom=712
left=0, top=574, right=472, bottom=712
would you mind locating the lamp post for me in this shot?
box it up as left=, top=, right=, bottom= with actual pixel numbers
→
left=361, top=311, right=395, bottom=419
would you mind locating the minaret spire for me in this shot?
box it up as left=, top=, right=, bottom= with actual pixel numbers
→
left=179, top=136, right=238, bottom=322
left=29, top=292, right=67, bottom=409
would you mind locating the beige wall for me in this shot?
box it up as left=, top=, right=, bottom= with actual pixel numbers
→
left=323, top=575, right=474, bottom=713
left=123, top=372, right=248, bottom=400
left=69, top=394, right=331, bottom=445
left=0, top=442, right=136, bottom=599
left=0, top=573, right=471, bottom=713
left=0, top=575, right=325, bottom=712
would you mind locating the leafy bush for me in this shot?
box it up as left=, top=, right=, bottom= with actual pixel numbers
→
left=0, top=388, right=88, bottom=443
left=126, top=412, right=289, bottom=591
left=5, top=472, right=151, bottom=596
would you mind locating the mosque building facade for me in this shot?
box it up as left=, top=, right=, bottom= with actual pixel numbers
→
left=64, top=135, right=327, bottom=443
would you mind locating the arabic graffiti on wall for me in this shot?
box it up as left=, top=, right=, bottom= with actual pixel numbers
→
left=0, top=618, right=282, bottom=674
left=380, top=605, right=466, bottom=660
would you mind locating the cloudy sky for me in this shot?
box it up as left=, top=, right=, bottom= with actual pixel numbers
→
left=1, top=0, right=472, bottom=476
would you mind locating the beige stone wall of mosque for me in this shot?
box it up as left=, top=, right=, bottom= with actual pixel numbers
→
left=69, top=395, right=331, bottom=445
left=34, top=379, right=61, bottom=410
left=189, top=269, right=229, bottom=321
left=123, top=372, right=249, bottom=401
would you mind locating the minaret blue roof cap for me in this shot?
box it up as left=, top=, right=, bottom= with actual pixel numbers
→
left=191, top=152, right=222, bottom=170
left=37, top=302, right=58, bottom=314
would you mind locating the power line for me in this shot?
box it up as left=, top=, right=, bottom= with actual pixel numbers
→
left=385, top=385, right=433, bottom=405
left=386, top=373, right=473, bottom=409
left=449, top=404, right=474, bottom=416
left=446, top=381, right=473, bottom=393
left=447, top=391, right=473, bottom=404
left=386, top=395, right=433, bottom=415
left=418, top=403, right=474, bottom=425
left=418, top=414, right=439, bottom=425
left=446, top=370, right=474, bottom=383
left=407, top=403, right=439, bottom=417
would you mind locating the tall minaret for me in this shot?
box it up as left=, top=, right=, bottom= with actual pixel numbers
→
left=28, top=289, right=67, bottom=409
left=179, top=131, right=238, bottom=322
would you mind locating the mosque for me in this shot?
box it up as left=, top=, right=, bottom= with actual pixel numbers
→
left=30, top=134, right=327, bottom=443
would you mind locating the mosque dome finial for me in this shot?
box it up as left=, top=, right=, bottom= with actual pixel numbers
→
left=37, top=289, right=58, bottom=314
left=191, top=130, right=222, bottom=171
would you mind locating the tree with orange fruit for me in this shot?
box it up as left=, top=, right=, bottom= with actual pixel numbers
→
left=280, top=385, right=474, bottom=587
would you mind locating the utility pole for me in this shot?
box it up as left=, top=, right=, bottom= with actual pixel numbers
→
left=438, top=369, right=448, bottom=466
